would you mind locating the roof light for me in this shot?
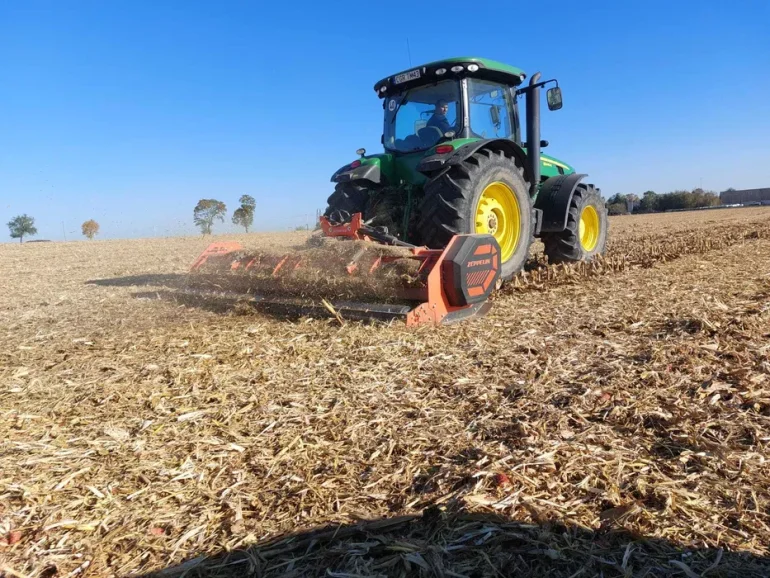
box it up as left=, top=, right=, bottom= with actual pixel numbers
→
left=467, top=64, right=479, bottom=72
left=435, top=145, right=454, bottom=154
left=350, top=160, right=361, bottom=169
left=450, top=65, right=464, bottom=73
left=379, top=86, right=387, bottom=93
left=435, top=68, right=446, bottom=75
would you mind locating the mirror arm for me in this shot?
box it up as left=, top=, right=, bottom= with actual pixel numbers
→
left=516, top=78, right=558, bottom=95
left=521, top=140, right=549, bottom=148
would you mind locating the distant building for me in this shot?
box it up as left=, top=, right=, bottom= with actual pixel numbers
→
left=720, top=188, right=770, bottom=205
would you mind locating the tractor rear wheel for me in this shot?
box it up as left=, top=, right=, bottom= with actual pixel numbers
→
left=417, top=148, right=533, bottom=280
left=541, top=183, right=608, bottom=263
left=323, top=182, right=370, bottom=221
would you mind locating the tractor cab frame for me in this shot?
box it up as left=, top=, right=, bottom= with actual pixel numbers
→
left=377, top=58, right=563, bottom=196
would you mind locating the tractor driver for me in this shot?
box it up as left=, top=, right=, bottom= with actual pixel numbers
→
left=427, top=99, right=455, bottom=134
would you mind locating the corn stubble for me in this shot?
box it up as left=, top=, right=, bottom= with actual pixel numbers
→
left=1, top=208, right=770, bottom=577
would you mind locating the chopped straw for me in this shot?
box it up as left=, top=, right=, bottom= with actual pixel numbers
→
left=1, top=207, right=769, bottom=577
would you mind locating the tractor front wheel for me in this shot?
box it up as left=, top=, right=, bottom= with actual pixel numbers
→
left=417, top=148, right=533, bottom=280
left=541, top=184, right=608, bottom=263
left=323, top=182, right=370, bottom=221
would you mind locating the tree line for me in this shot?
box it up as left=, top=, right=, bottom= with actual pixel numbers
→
left=606, top=189, right=721, bottom=215
left=6, top=194, right=258, bottom=242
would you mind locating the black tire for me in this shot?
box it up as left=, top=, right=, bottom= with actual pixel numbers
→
left=541, top=183, right=608, bottom=263
left=323, top=182, right=370, bottom=220
left=417, top=148, right=533, bottom=280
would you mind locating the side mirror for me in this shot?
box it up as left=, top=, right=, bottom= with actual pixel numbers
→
left=547, top=87, right=563, bottom=111
left=490, top=105, right=501, bottom=127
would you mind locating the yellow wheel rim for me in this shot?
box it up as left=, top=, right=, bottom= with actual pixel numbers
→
left=475, top=182, right=520, bottom=264
left=579, top=205, right=600, bottom=252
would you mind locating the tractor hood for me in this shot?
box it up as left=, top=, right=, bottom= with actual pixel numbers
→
left=539, top=153, right=575, bottom=178
left=331, top=145, right=575, bottom=188
left=331, top=153, right=431, bottom=188
left=330, top=157, right=382, bottom=184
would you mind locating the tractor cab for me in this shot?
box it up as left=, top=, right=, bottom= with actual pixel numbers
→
left=379, top=58, right=528, bottom=155
left=383, top=76, right=523, bottom=153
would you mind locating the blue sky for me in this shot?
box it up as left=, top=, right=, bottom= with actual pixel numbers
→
left=1, top=0, right=769, bottom=240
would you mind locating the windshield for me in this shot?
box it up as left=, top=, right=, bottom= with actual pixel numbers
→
left=383, top=80, right=461, bottom=153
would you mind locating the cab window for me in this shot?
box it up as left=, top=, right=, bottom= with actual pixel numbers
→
left=383, top=80, right=460, bottom=152
left=467, top=79, right=513, bottom=140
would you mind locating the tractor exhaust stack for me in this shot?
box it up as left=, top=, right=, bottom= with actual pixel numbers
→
left=525, top=71, right=542, bottom=195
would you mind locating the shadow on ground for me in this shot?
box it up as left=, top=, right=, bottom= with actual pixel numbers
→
left=87, top=275, right=254, bottom=315
left=138, top=506, right=769, bottom=578
left=86, top=274, right=190, bottom=289
left=132, top=289, right=250, bottom=315
left=86, top=274, right=412, bottom=323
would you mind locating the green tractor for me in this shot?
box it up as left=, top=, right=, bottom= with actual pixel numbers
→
left=324, top=57, right=608, bottom=280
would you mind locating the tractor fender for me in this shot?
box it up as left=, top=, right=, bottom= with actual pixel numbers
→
left=331, top=162, right=381, bottom=185
left=418, top=139, right=533, bottom=185
left=534, top=173, right=588, bottom=232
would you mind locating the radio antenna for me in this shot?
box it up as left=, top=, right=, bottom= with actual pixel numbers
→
left=406, top=38, right=412, bottom=66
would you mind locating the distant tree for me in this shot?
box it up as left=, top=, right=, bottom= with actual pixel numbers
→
left=607, top=203, right=628, bottom=215
left=193, top=199, right=227, bottom=235
left=7, top=214, right=37, bottom=243
left=655, top=189, right=720, bottom=212
left=639, top=191, right=659, bottom=213
left=81, top=219, right=100, bottom=240
left=606, top=193, right=628, bottom=206
left=691, top=189, right=720, bottom=208
left=239, top=194, right=256, bottom=213
left=232, top=194, right=256, bottom=232
left=232, top=208, right=250, bottom=232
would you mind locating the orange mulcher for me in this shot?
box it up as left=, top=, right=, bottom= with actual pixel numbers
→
left=189, top=212, right=501, bottom=326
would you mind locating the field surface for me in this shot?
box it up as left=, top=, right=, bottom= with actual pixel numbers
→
left=2, top=208, right=770, bottom=577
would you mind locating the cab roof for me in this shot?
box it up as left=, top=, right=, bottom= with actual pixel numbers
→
left=374, top=57, right=527, bottom=98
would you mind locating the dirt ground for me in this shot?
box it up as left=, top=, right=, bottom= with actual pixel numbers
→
left=1, top=208, right=770, bottom=577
